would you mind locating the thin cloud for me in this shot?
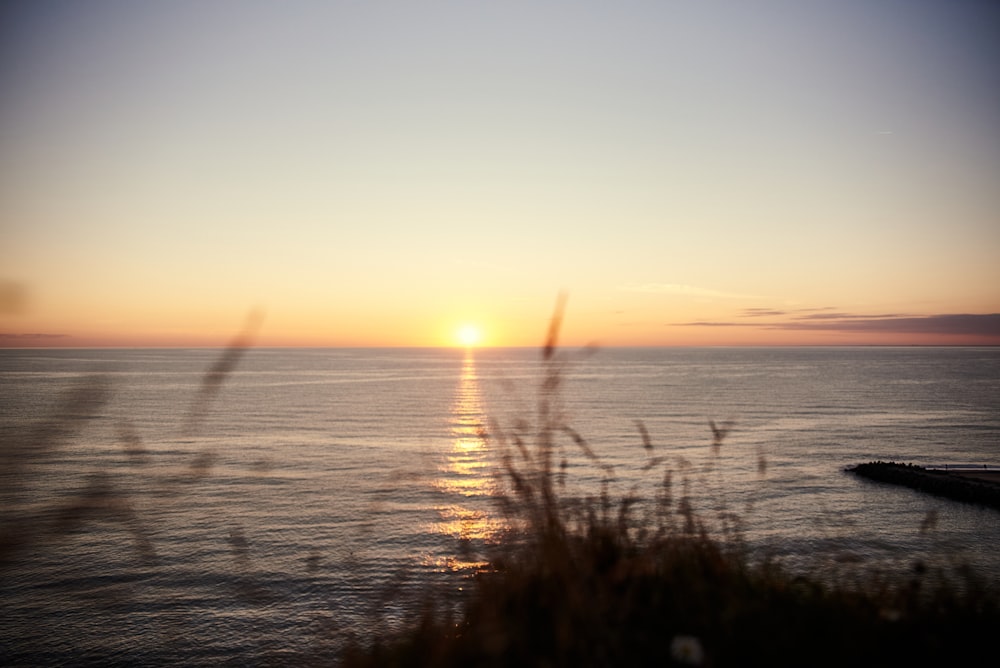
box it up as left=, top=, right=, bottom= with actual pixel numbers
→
left=678, top=312, right=1000, bottom=338
left=679, top=321, right=743, bottom=327
left=775, top=313, right=1000, bottom=337
left=790, top=311, right=907, bottom=321
left=741, top=306, right=840, bottom=319
left=742, top=308, right=788, bottom=317
left=622, top=283, right=765, bottom=300
left=0, top=332, right=67, bottom=341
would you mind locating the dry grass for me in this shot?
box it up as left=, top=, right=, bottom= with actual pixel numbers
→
left=342, top=298, right=1000, bottom=667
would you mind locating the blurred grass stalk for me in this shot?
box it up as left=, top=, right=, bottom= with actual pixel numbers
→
left=1, top=312, right=260, bottom=571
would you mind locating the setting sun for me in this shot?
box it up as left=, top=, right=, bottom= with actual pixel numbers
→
left=456, top=324, right=482, bottom=347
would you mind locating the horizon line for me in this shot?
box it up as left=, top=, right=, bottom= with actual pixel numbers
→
left=3, top=342, right=999, bottom=351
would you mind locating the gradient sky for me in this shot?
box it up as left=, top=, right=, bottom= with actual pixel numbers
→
left=1, top=0, right=998, bottom=347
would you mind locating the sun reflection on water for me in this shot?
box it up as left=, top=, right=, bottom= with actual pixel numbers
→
left=430, top=353, right=505, bottom=569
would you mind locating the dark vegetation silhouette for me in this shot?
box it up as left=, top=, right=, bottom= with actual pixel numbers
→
left=2, top=302, right=999, bottom=666
left=341, top=298, right=1000, bottom=667
left=849, top=461, right=1000, bottom=510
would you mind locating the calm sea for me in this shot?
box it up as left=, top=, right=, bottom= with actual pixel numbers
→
left=2, top=346, right=999, bottom=664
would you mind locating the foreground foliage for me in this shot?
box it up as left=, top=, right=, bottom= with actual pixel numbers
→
left=344, top=302, right=1000, bottom=667
left=343, top=495, right=997, bottom=666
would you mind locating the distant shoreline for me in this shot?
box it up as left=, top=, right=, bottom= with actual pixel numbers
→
left=847, top=462, right=1000, bottom=510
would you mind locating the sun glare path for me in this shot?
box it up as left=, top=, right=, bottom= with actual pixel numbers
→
left=457, top=324, right=482, bottom=347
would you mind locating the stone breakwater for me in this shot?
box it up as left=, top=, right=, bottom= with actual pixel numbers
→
left=847, top=462, right=1000, bottom=510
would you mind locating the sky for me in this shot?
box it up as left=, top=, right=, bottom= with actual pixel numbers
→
left=1, top=0, right=998, bottom=347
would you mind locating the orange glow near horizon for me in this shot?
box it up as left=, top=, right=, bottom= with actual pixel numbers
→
left=3, top=316, right=998, bottom=348
left=1, top=287, right=998, bottom=349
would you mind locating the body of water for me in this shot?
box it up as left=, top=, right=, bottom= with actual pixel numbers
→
left=2, top=346, right=999, bottom=664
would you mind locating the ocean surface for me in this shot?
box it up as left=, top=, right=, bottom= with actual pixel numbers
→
left=2, top=346, right=999, bottom=664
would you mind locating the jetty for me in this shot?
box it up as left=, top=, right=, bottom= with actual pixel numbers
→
left=846, top=462, right=1000, bottom=510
